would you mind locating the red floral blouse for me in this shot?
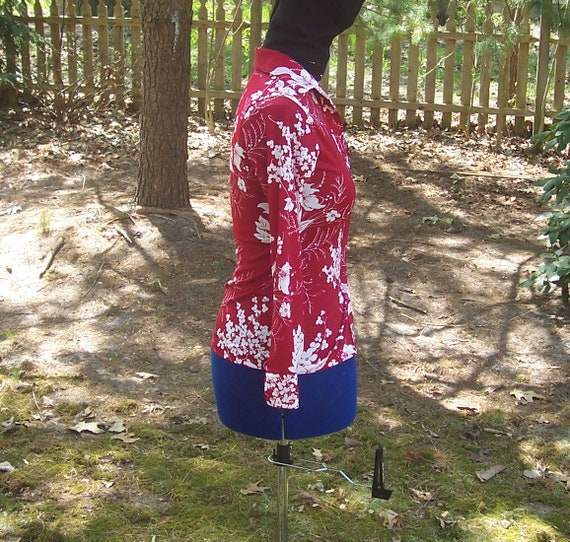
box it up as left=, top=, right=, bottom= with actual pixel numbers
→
left=212, top=48, right=356, bottom=410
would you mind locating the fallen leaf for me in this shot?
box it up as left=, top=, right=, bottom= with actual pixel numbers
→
left=510, top=389, right=546, bottom=404
left=240, top=481, right=270, bottom=496
left=187, top=416, right=208, bottom=425
left=136, top=372, right=159, bottom=380
left=32, top=410, right=56, bottom=421
left=378, top=509, right=402, bottom=529
left=468, top=449, right=491, bottom=463
left=404, top=450, right=429, bottom=462
left=523, top=469, right=544, bottom=479
left=68, top=152, right=83, bottom=163
left=312, top=448, right=324, bottom=461
left=0, top=461, right=15, bottom=473
left=0, top=205, right=22, bottom=216
left=41, top=396, right=55, bottom=408
left=108, top=421, right=126, bottom=433
left=110, top=433, right=140, bottom=443
left=549, top=471, right=570, bottom=482
left=299, top=490, right=321, bottom=507
left=74, top=406, right=95, bottom=421
left=70, top=421, right=105, bottom=434
left=448, top=399, right=480, bottom=414
left=476, top=465, right=506, bottom=482
left=409, top=488, right=435, bottom=502
left=455, top=404, right=480, bottom=413
left=308, top=482, right=325, bottom=492
left=549, top=471, right=570, bottom=490
left=483, top=428, right=513, bottom=438
left=193, top=443, right=210, bottom=450
left=1, top=417, right=16, bottom=433
left=142, top=404, right=165, bottom=414
left=421, top=424, right=440, bottom=438
left=344, top=437, right=362, bottom=447
left=437, top=510, right=462, bottom=529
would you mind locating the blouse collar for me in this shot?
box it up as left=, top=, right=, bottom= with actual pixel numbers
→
left=253, top=47, right=335, bottom=107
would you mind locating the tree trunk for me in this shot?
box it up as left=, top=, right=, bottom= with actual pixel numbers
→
left=0, top=34, right=19, bottom=107
left=136, top=0, right=192, bottom=209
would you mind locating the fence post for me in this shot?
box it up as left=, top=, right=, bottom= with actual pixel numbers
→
left=496, top=2, right=513, bottom=142
left=336, top=32, right=349, bottom=121
left=459, top=3, right=475, bottom=131
left=477, top=2, right=493, bottom=132
left=249, top=0, right=262, bottom=73
left=231, top=0, right=244, bottom=116
left=370, top=44, right=383, bottom=127
left=514, top=8, right=531, bottom=136
left=423, top=7, right=438, bottom=129
left=97, top=0, right=110, bottom=97
left=353, top=29, right=367, bottom=125
left=50, top=0, right=63, bottom=87
left=197, top=0, right=208, bottom=117
left=535, top=10, right=552, bottom=134
left=131, top=0, right=143, bottom=109
left=21, top=2, right=31, bottom=89
left=406, top=39, right=420, bottom=127
left=214, top=0, right=226, bottom=119
left=113, top=0, right=126, bottom=103
left=388, top=35, right=402, bottom=129
left=441, top=0, right=456, bottom=130
left=33, top=0, right=46, bottom=84
left=65, top=0, right=78, bottom=87
left=81, top=0, right=95, bottom=95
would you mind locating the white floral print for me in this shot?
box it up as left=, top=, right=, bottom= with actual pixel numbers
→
left=212, top=48, right=356, bottom=409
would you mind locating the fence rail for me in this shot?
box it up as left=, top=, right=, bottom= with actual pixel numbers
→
left=10, top=0, right=570, bottom=133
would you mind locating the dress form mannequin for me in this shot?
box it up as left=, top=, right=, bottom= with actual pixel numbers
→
left=211, top=0, right=364, bottom=441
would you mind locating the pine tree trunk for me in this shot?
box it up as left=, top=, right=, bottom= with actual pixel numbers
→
left=136, top=0, right=192, bottom=209
left=0, top=34, right=19, bottom=107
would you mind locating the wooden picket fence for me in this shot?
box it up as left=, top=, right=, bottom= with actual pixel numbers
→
left=13, top=0, right=570, bottom=133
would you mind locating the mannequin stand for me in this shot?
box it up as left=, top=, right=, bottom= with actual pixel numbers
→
left=273, top=442, right=293, bottom=542
left=269, top=441, right=393, bottom=542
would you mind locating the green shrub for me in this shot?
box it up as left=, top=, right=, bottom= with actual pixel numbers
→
left=0, top=0, right=46, bottom=104
left=522, top=107, right=570, bottom=302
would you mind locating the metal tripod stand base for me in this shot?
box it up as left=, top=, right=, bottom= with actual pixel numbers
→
left=269, top=442, right=393, bottom=542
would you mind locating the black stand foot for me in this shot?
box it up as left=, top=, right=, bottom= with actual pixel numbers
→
left=371, top=446, right=393, bottom=500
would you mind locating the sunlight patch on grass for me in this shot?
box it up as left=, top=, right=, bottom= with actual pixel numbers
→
left=462, top=509, right=565, bottom=542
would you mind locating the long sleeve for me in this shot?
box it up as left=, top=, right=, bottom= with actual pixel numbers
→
left=261, top=107, right=320, bottom=409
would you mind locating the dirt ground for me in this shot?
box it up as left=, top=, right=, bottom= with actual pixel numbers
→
left=0, top=107, right=569, bottom=504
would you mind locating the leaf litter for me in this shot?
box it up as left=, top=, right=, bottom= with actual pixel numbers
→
left=0, top=110, right=569, bottom=540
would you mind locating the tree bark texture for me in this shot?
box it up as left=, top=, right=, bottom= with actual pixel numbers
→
left=0, top=34, right=18, bottom=107
left=136, top=0, right=192, bottom=209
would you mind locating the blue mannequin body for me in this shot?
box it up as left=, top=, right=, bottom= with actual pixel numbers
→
left=211, top=351, right=357, bottom=440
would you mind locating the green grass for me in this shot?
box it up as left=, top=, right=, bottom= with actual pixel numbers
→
left=0, top=372, right=568, bottom=542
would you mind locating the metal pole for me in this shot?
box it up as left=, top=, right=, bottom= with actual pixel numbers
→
left=274, top=413, right=291, bottom=542
left=276, top=443, right=289, bottom=542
